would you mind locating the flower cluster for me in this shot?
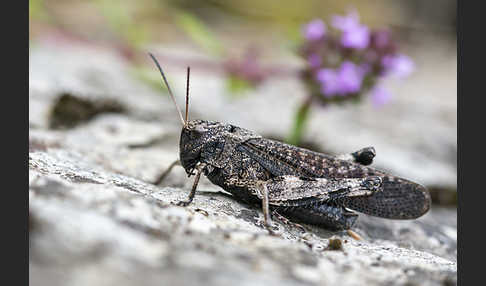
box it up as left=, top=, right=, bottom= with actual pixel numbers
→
left=301, top=11, right=414, bottom=106
left=223, top=47, right=267, bottom=92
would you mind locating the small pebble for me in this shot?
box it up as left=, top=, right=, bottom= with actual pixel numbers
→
left=326, top=238, right=343, bottom=251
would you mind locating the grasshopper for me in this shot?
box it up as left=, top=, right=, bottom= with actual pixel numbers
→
left=148, top=53, right=431, bottom=231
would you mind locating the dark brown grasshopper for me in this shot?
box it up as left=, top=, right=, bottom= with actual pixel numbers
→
left=149, top=53, right=431, bottom=231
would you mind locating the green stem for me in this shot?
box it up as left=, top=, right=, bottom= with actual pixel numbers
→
left=286, top=96, right=313, bottom=146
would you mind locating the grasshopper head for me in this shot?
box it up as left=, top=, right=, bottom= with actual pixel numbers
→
left=179, top=120, right=229, bottom=174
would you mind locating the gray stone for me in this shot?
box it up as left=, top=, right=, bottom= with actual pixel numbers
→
left=29, top=149, right=456, bottom=286
left=29, top=43, right=456, bottom=286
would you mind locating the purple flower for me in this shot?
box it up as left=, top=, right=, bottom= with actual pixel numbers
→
left=371, top=86, right=392, bottom=107
left=316, top=68, right=340, bottom=96
left=224, top=47, right=266, bottom=85
left=332, top=11, right=370, bottom=50
left=303, top=19, right=326, bottom=41
left=341, top=25, right=370, bottom=50
left=381, top=54, right=415, bottom=78
left=316, top=61, right=367, bottom=96
left=331, top=11, right=360, bottom=31
left=308, top=53, right=322, bottom=68
left=337, top=61, right=365, bottom=94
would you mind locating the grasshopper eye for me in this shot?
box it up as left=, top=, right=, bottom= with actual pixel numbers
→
left=189, top=130, right=203, bottom=140
left=187, top=125, right=207, bottom=139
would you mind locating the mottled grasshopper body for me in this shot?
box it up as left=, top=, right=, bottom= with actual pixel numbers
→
left=149, top=54, right=431, bottom=231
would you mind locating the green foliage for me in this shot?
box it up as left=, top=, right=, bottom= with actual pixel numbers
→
left=94, top=0, right=149, bottom=48
left=225, top=76, right=253, bottom=95
left=129, top=65, right=171, bottom=95
left=29, top=0, right=48, bottom=21
left=282, top=22, right=305, bottom=51
left=286, top=98, right=312, bottom=146
left=176, top=12, right=223, bottom=56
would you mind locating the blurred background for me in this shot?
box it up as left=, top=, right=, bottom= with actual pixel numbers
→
left=30, top=0, right=457, bottom=204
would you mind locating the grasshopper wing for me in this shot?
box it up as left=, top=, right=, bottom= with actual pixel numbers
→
left=256, top=175, right=382, bottom=206
left=340, top=176, right=431, bottom=219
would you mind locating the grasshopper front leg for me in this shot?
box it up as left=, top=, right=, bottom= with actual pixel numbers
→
left=153, top=160, right=181, bottom=185
left=176, top=163, right=207, bottom=206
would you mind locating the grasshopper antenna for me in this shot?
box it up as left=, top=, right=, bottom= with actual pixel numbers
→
left=148, top=52, right=186, bottom=126
left=185, top=67, right=190, bottom=123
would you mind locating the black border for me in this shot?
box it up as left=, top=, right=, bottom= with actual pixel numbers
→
left=9, top=0, right=29, bottom=285
left=458, top=1, right=484, bottom=285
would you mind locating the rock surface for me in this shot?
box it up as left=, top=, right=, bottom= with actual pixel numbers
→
left=29, top=43, right=457, bottom=286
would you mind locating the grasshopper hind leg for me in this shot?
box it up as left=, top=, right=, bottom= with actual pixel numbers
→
left=254, top=175, right=381, bottom=231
